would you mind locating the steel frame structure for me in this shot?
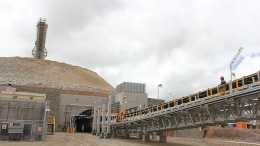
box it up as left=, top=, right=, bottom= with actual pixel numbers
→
left=108, top=71, right=260, bottom=142
left=32, top=18, right=48, bottom=59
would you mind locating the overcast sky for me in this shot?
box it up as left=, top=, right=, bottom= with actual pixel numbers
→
left=0, top=0, right=259, bottom=101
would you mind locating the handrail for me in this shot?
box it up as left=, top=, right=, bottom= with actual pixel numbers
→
left=122, top=71, right=260, bottom=121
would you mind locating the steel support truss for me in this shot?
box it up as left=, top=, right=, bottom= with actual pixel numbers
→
left=111, top=85, right=260, bottom=141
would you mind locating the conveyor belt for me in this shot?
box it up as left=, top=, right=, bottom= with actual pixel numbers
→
left=111, top=71, right=260, bottom=132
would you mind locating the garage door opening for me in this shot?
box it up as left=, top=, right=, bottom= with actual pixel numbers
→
left=74, top=109, right=93, bottom=133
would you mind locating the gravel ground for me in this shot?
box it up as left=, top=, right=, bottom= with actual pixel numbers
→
left=205, top=127, right=260, bottom=143
left=0, top=57, right=114, bottom=94
left=1, top=132, right=260, bottom=146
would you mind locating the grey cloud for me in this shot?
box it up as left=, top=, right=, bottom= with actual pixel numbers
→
left=1, top=0, right=260, bottom=100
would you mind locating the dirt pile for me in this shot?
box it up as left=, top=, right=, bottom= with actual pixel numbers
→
left=205, top=127, right=260, bottom=143
left=0, top=57, right=114, bottom=94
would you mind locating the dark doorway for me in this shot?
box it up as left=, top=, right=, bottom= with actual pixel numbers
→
left=75, top=109, right=93, bottom=133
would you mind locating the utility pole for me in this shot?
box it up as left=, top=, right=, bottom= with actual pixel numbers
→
left=169, top=93, right=174, bottom=100
left=158, top=84, right=162, bottom=99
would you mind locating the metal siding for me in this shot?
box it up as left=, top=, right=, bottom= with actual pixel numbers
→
left=131, top=83, right=135, bottom=93
left=121, top=83, right=124, bottom=92
left=134, top=83, right=138, bottom=93
left=122, top=83, right=125, bottom=92
left=140, top=84, right=143, bottom=93
left=127, top=82, right=130, bottom=92
left=124, top=82, right=127, bottom=92
left=137, top=84, right=141, bottom=93
left=121, top=83, right=124, bottom=93
left=116, top=82, right=147, bottom=93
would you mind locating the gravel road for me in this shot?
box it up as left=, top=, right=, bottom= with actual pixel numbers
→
left=1, top=132, right=260, bottom=146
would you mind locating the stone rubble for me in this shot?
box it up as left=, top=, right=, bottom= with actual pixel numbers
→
left=0, top=57, right=115, bottom=94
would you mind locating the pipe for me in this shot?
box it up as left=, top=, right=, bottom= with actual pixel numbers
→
left=102, top=104, right=106, bottom=133
left=92, top=107, right=97, bottom=133
left=97, top=106, right=101, bottom=134
left=64, top=104, right=68, bottom=128
left=107, top=102, right=111, bottom=133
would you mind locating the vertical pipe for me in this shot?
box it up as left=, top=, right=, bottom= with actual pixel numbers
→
left=107, top=102, right=111, bottom=133
left=64, top=105, right=67, bottom=128
left=242, top=77, right=245, bottom=86
left=97, top=106, right=101, bottom=134
left=257, top=71, right=260, bottom=81
left=42, top=101, right=47, bottom=141
left=102, top=104, right=106, bottom=133
left=252, top=77, right=255, bottom=83
left=92, top=107, right=97, bottom=133
left=6, top=102, right=10, bottom=119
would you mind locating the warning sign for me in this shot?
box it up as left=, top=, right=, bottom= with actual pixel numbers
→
left=38, top=127, right=43, bottom=133
left=1, top=124, right=7, bottom=130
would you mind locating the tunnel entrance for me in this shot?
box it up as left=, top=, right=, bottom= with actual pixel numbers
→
left=74, top=109, right=93, bottom=133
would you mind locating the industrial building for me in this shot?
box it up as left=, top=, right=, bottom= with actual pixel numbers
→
left=111, top=82, right=148, bottom=111
left=0, top=80, right=158, bottom=135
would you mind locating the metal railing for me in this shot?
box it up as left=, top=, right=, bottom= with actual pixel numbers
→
left=121, top=71, right=260, bottom=122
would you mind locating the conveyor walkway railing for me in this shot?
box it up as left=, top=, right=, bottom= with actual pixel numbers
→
left=110, top=71, right=260, bottom=135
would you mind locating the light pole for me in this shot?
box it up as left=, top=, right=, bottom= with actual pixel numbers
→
left=230, top=47, right=243, bottom=94
left=158, top=84, right=162, bottom=99
left=169, top=93, right=174, bottom=100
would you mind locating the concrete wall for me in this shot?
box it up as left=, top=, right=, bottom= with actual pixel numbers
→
left=115, top=92, right=148, bottom=110
left=59, top=94, right=109, bottom=131
left=0, top=86, right=16, bottom=92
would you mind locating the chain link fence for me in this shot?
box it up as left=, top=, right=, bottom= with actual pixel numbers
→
left=0, top=119, right=47, bottom=141
left=0, top=99, right=49, bottom=142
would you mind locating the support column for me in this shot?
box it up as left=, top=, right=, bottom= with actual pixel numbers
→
left=125, top=130, right=130, bottom=139
left=159, top=131, right=166, bottom=143
left=107, top=102, right=111, bottom=133
left=151, top=132, right=156, bottom=139
left=142, top=127, right=150, bottom=142
left=97, top=106, right=101, bottom=135
left=92, top=107, right=97, bottom=134
left=102, top=104, right=106, bottom=133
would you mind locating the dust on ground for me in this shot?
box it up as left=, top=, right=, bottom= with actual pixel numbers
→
left=205, top=127, right=260, bottom=143
left=1, top=132, right=260, bottom=146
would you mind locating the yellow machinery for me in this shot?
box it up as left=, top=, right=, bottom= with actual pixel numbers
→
left=47, top=116, right=55, bottom=135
